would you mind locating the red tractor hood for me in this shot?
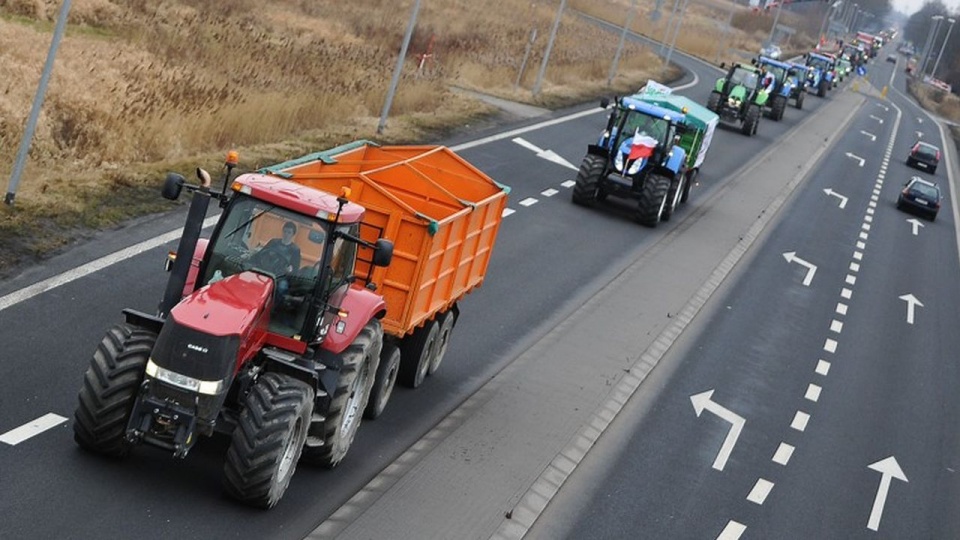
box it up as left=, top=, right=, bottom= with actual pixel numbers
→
left=170, top=272, right=273, bottom=337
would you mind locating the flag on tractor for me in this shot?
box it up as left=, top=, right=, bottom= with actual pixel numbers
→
left=628, top=129, right=658, bottom=160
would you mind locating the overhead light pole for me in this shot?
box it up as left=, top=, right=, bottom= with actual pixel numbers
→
left=930, top=17, right=955, bottom=79
left=767, top=0, right=786, bottom=45
left=818, top=1, right=842, bottom=43
left=921, top=15, right=945, bottom=77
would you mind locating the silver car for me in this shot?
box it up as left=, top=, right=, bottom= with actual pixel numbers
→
left=760, top=42, right=782, bottom=60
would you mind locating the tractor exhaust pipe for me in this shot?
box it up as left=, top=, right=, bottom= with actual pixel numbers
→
left=158, top=170, right=213, bottom=318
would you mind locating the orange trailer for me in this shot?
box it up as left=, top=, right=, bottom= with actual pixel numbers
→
left=260, top=140, right=510, bottom=339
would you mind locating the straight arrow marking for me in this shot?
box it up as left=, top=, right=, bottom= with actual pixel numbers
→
left=898, top=294, right=924, bottom=324
left=846, top=152, right=865, bottom=167
left=823, top=188, right=848, bottom=209
left=512, top=137, right=579, bottom=171
left=783, top=252, right=817, bottom=286
left=691, top=390, right=746, bottom=472
left=867, top=456, right=908, bottom=531
left=860, top=130, right=876, bottom=141
left=907, top=218, right=924, bottom=235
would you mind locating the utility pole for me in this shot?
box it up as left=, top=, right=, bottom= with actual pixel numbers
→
left=930, top=18, right=956, bottom=79
left=378, top=0, right=421, bottom=134
left=533, top=0, right=566, bottom=96
left=608, top=0, right=639, bottom=86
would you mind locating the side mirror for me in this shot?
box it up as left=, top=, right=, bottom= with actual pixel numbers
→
left=162, top=173, right=185, bottom=200
left=600, top=97, right=610, bottom=109
left=372, top=239, right=394, bottom=267
left=308, top=230, right=326, bottom=244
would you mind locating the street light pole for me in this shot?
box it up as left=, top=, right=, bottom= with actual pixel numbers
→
left=608, top=0, right=639, bottom=86
left=767, top=0, right=786, bottom=45
left=378, top=0, right=421, bottom=134
left=921, top=15, right=944, bottom=77
left=664, top=0, right=690, bottom=70
left=818, top=1, right=841, bottom=43
left=930, top=18, right=955, bottom=79
left=533, top=0, right=566, bottom=97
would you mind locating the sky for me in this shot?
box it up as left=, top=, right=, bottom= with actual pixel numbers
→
left=891, top=0, right=960, bottom=15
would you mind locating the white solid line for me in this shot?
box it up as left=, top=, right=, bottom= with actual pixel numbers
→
left=772, top=442, right=795, bottom=465
left=519, top=198, right=538, bottom=207
left=0, top=413, right=68, bottom=445
left=850, top=262, right=860, bottom=272
left=791, top=411, right=810, bottom=432
left=824, top=339, right=838, bottom=353
left=747, top=478, right=775, bottom=505
left=836, top=302, right=848, bottom=315
left=717, top=520, right=747, bottom=540
left=816, top=359, right=831, bottom=376
left=841, top=288, right=853, bottom=299
left=541, top=188, right=559, bottom=197
left=560, top=180, right=576, bottom=188
left=502, top=208, right=516, bottom=217
left=805, top=384, right=822, bottom=402
left=830, top=319, right=844, bottom=333
left=845, top=275, right=856, bottom=285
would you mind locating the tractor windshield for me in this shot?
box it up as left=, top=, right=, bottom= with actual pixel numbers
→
left=764, top=64, right=786, bottom=82
left=617, top=110, right=669, bottom=149
left=808, top=58, right=830, bottom=71
left=730, top=67, right=759, bottom=89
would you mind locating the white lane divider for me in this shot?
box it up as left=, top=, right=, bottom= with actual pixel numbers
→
left=0, top=413, right=67, bottom=446
left=772, top=442, right=795, bottom=465
left=746, top=478, right=775, bottom=505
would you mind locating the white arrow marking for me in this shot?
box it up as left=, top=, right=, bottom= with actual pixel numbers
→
left=846, top=152, right=865, bottom=167
left=907, top=218, right=925, bottom=236
left=867, top=456, right=908, bottom=531
left=823, top=188, right=848, bottom=208
left=899, top=294, right=923, bottom=324
left=783, top=252, right=817, bottom=286
left=860, top=130, right=876, bottom=141
left=918, top=117, right=923, bottom=124
left=875, top=103, right=889, bottom=111
left=870, top=115, right=884, bottom=124
left=512, top=137, right=579, bottom=171
left=916, top=131, right=923, bottom=139
left=691, top=390, right=746, bottom=472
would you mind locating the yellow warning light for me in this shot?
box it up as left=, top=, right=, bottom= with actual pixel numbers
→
left=340, top=187, right=352, bottom=199
left=225, top=150, right=239, bottom=166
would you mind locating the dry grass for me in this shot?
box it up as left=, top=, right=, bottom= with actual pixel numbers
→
left=0, top=0, right=821, bottom=276
left=908, top=80, right=960, bottom=149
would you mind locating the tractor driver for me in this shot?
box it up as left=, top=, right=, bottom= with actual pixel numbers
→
left=624, top=113, right=667, bottom=145
left=251, top=220, right=301, bottom=276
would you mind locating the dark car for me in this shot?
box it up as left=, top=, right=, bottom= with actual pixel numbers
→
left=886, top=54, right=897, bottom=64
left=907, top=141, right=941, bottom=174
left=897, top=176, right=942, bottom=220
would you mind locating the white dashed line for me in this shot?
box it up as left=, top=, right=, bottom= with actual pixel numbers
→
left=541, top=188, right=559, bottom=197
left=519, top=197, right=538, bottom=207
left=816, top=359, right=831, bottom=376
left=805, top=384, right=822, bottom=402
left=560, top=180, right=576, bottom=188
left=772, top=442, right=795, bottom=465
left=0, top=413, right=68, bottom=445
left=841, top=288, right=853, bottom=299
left=853, top=251, right=864, bottom=260
left=830, top=320, right=844, bottom=333
left=824, top=338, right=838, bottom=353
left=791, top=411, right=811, bottom=432
left=856, top=241, right=866, bottom=249
left=502, top=208, right=516, bottom=217
left=845, top=275, right=856, bottom=285
left=859, top=231, right=869, bottom=240
left=836, top=302, right=848, bottom=315
left=717, top=520, right=747, bottom=540
left=747, top=478, right=775, bottom=505
left=865, top=215, right=873, bottom=223
left=850, top=262, right=860, bottom=272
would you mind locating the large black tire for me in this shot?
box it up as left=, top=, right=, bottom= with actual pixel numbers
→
left=73, top=323, right=154, bottom=457
left=817, top=79, right=827, bottom=97
left=635, top=174, right=671, bottom=227
left=661, top=173, right=685, bottom=222
left=398, top=319, right=439, bottom=388
left=364, top=342, right=400, bottom=420
left=222, top=372, right=313, bottom=509
left=571, top=155, right=606, bottom=206
left=681, top=168, right=697, bottom=203
left=771, top=95, right=787, bottom=121
left=795, top=90, right=804, bottom=110
left=302, top=320, right=381, bottom=468
left=741, top=105, right=760, bottom=136
left=706, top=91, right=722, bottom=113
left=428, top=309, right=456, bottom=376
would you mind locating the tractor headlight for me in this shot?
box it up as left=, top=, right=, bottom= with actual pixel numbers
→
left=614, top=151, right=624, bottom=172
left=627, top=157, right=644, bottom=175
left=146, top=359, right=224, bottom=396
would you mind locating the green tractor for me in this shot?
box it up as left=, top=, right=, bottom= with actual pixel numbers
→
left=706, top=62, right=769, bottom=136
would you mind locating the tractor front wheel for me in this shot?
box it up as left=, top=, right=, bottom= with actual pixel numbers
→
left=795, top=91, right=805, bottom=109
left=571, top=155, right=606, bottom=206
left=302, top=320, right=382, bottom=468
left=223, top=372, right=314, bottom=508
left=635, top=174, right=671, bottom=227
left=818, top=80, right=828, bottom=97
left=706, top=91, right=722, bottom=112
left=772, top=95, right=787, bottom=121
left=742, top=105, right=760, bottom=136
left=73, top=323, right=155, bottom=458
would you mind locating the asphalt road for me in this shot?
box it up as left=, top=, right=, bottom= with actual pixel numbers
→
left=531, top=52, right=960, bottom=539
left=0, top=28, right=948, bottom=540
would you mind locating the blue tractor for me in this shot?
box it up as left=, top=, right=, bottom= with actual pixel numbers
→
left=786, top=62, right=811, bottom=109
left=754, top=56, right=798, bottom=120
left=572, top=96, right=691, bottom=227
left=805, top=53, right=835, bottom=97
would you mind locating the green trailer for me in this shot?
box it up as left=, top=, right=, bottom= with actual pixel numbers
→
left=633, top=82, right=719, bottom=190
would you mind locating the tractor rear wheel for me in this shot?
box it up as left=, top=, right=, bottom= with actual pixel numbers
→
left=428, top=309, right=457, bottom=376
left=302, top=320, right=381, bottom=468
left=706, top=91, right=722, bottom=112
left=571, top=155, right=606, bottom=206
left=662, top=173, right=685, bottom=222
left=223, top=372, right=313, bottom=508
left=635, top=174, right=671, bottom=227
left=364, top=342, right=401, bottom=420
left=73, top=323, right=155, bottom=457
left=398, top=319, right=439, bottom=388
left=772, top=95, right=787, bottom=121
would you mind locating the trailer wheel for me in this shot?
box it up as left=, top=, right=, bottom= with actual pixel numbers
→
left=223, top=372, right=314, bottom=508
left=681, top=168, right=697, bottom=203
left=661, top=173, right=685, bottom=222
left=398, top=319, right=439, bottom=388
left=73, top=323, right=154, bottom=458
left=635, top=174, right=670, bottom=227
left=429, top=309, right=457, bottom=376
left=302, top=320, right=381, bottom=468
left=364, top=342, right=400, bottom=420
left=571, top=155, right=606, bottom=206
